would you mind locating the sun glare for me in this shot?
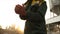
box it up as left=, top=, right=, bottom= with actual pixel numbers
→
left=15, top=21, right=25, bottom=32
left=0, top=0, right=27, bottom=32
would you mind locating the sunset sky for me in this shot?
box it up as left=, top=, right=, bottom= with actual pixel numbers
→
left=0, top=0, right=50, bottom=31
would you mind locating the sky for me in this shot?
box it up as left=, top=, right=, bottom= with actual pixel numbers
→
left=0, top=0, right=50, bottom=31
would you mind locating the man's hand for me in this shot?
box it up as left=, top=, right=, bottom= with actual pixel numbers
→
left=15, top=4, right=26, bottom=16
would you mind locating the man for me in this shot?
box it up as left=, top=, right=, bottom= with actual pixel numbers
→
left=15, top=0, right=47, bottom=34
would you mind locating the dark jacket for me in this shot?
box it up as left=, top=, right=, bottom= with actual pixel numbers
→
left=19, top=1, right=47, bottom=34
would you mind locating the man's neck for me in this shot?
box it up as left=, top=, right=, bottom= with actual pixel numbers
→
left=31, top=0, right=44, bottom=6
left=31, top=0, right=39, bottom=6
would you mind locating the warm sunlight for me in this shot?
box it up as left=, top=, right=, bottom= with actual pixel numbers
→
left=0, top=0, right=27, bottom=32
left=15, top=21, right=25, bottom=32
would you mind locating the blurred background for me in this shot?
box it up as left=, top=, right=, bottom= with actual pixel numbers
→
left=46, top=0, right=60, bottom=34
left=0, top=0, right=60, bottom=34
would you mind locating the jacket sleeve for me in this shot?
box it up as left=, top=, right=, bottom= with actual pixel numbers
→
left=19, top=15, right=27, bottom=20
left=37, top=2, right=47, bottom=17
